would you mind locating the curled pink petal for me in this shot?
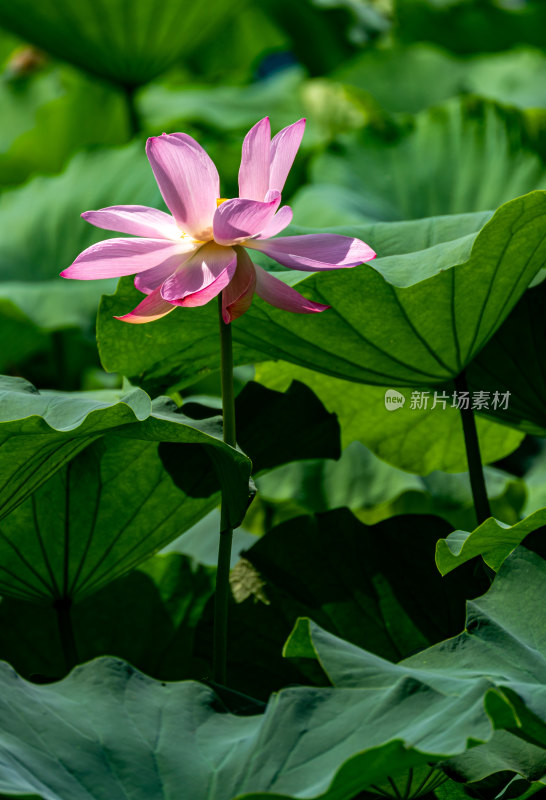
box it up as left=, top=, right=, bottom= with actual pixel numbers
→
left=160, top=242, right=237, bottom=304
left=238, top=117, right=271, bottom=201
left=134, top=249, right=196, bottom=294
left=213, top=193, right=281, bottom=246
left=178, top=267, right=236, bottom=308
left=81, top=205, right=181, bottom=240
left=269, top=119, right=306, bottom=195
left=222, top=248, right=257, bottom=323
left=146, top=133, right=219, bottom=239
left=263, top=189, right=280, bottom=203
left=115, top=286, right=176, bottom=324
left=254, top=265, right=329, bottom=313
left=60, top=238, right=194, bottom=280
left=256, top=205, right=293, bottom=239
left=247, top=233, right=376, bottom=272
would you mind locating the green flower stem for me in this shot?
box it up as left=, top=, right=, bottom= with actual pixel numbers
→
left=455, top=370, right=491, bottom=526
left=213, top=296, right=236, bottom=685
left=54, top=597, right=78, bottom=673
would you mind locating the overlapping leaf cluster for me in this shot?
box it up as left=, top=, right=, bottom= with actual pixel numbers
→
left=1, top=1, right=546, bottom=799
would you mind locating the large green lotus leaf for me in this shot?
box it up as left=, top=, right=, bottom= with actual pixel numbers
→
left=284, top=548, right=546, bottom=694
left=255, top=362, right=523, bottom=474
left=334, top=43, right=464, bottom=115
left=0, top=376, right=149, bottom=521
left=292, top=209, right=493, bottom=247
left=0, top=660, right=508, bottom=800
left=0, top=376, right=250, bottom=529
left=435, top=509, right=546, bottom=577
left=441, top=732, right=546, bottom=795
left=289, top=184, right=393, bottom=228
left=98, top=193, right=546, bottom=392
left=118, top=399, right=253, bottom=532
left=289, top=188, right=498, bottom=230
left=0, top=377, right=341, bottom=604
left=300, top=99, right=546, bottom=222
left=97, top=209, right=492, bottom=393
left=194, top=509, right=488, bottom=699
left=396, top=0, right=546, bottom=55
left=464, top=49, right=546, bottom=112
left=334, top=45, right=546, bottom=115
left=0, top=0, right=241, bottom=87
left=0, top=552, right=215, bottom=681
left=0, top=435, right=219, bottom=604
left=0, top=64, right=129, bottom=187
left=467, top=282, right=546, bottom=437
left=231, top=192, right=546, bottom=386
left=285, top=547, right=546, bottom=782
left=98, top=276, right=259, bottom=394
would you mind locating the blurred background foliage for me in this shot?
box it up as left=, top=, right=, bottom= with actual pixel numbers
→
left=2, top=0, right=546, bottom=776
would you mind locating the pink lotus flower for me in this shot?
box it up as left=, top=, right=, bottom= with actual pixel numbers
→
left=61, top=118, right=376, bottom=323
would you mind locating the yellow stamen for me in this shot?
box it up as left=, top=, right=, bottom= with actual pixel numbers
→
left=216, top=197, right=229, bottom=206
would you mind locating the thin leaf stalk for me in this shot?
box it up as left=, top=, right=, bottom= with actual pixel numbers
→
left=454, top=370, right=491, bottom=526
left=54, top=597, right=78, bottom=673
